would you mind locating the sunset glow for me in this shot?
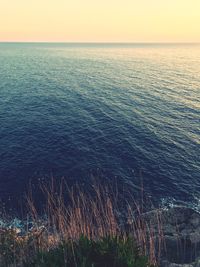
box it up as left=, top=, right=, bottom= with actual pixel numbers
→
left=0, top=0, right=200, bottom=42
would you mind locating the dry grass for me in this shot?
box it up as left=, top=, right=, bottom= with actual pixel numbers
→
left=0, top=178, right=165, bottom=266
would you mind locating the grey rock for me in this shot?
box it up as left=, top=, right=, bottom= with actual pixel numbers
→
left=161, top=261, right=193, bottom=267
left=142, top=207, right=200, bottom=265
left=160, top=257, right=200, bottom=267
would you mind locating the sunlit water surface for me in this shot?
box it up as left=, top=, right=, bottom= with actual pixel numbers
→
left=0, top=43, right=199, bottom=210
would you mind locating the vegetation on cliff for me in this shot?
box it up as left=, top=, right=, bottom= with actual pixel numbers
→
left=0, top=180, right=162, bottom=266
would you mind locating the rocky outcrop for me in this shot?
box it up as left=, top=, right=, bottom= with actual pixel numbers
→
left=142, top=207, right=200, bottom=266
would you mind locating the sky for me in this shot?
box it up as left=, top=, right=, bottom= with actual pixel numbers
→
left=0, top=0, right=200, bottom=42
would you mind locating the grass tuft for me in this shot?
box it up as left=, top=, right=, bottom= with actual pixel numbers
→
left=0, top=179, right=162, bottom=266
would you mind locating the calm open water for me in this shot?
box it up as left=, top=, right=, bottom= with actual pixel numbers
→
left=0, top=43, right=199, bottom=209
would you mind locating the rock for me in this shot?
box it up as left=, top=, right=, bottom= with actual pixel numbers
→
left=161, top=260, right=194, bottom=267
left=169, top=265, right=193, bottom=267
left=142, top=207, right=200, bottom=266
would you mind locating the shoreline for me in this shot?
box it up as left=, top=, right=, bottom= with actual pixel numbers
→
left=1, top=205, right=200, bottom=266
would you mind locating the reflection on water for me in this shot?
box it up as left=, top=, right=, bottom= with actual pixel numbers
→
left=0, top=43, right=199, bottom=207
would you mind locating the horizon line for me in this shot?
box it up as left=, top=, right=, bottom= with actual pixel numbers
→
left=0, top=41, right=200, bottom=44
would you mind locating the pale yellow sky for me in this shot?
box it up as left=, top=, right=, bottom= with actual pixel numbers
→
left=0, top=0, right=200, bottom=42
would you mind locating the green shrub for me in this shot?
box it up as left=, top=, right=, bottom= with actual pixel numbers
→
left=0, top=228, right=24, bottom=266
left=27, top=235, right=152, bottom=267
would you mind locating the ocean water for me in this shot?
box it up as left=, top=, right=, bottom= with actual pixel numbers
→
left=0, top=43, right=199, bottom=209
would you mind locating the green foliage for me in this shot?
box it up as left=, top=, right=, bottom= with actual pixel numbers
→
left=0, top=228, right=24, bottom=266
left=27, top=236, right=151, bottom=267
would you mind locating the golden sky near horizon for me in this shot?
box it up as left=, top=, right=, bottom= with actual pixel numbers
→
left=0, top=0, right=200, bottom=42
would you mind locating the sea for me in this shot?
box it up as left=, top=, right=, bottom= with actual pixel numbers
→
left=0, top=43, right=199, bottom=212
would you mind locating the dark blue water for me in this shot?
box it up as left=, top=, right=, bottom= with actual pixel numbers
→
left=0, top=43, right=200, bottom=208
